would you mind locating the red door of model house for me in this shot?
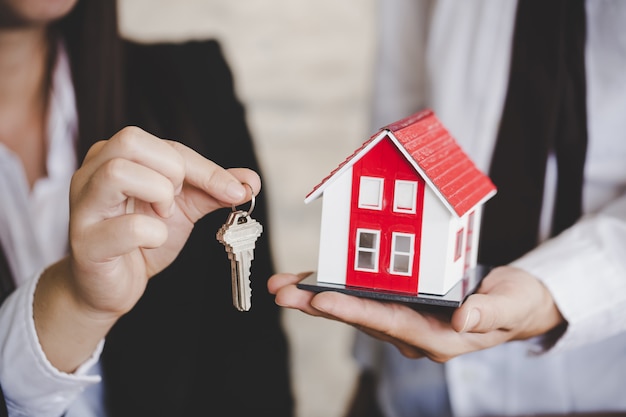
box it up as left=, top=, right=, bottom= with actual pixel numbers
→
left=346, top=136, right=425, bottom=294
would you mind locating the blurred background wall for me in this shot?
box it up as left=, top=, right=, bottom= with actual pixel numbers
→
left=118, top=1, right=378, bottom=416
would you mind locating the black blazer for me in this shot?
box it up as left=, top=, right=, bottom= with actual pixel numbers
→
left=0, top=40, right=294, bottom=417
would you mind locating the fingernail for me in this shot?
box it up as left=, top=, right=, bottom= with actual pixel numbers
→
left=462, top=309, right=480, bottom=332
left=310, top=298, right=329, bottom=314
left=274, top=297, right=289, bottom=308
left=226, top=181, right=245, bottom=201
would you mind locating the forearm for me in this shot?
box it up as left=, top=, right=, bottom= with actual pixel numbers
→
left=33, top=257, right=116, bottom=373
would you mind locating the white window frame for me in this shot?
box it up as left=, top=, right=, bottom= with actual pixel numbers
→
left=358, top=176, right=384, bottom=210
left=393, top=180, right=418, bottom=214
left=390, top=232, right=414, bottom=276
left=354, top=228, right=380, bottom=272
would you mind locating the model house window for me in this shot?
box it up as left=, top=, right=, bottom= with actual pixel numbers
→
left=464, top=211, right=475, bottom=270
left=466, top=211, right=475, bottom=247
left=358, top=176, right=384, bottom=210
left=454, top=228, right=464, bottom=261
left=390, top=232, right=414, bottom=275
left=393, top=180, right=418, bottom=213
left=465, top=212, right=475, bottom=253
left=355, top=229, right=380, bottom=272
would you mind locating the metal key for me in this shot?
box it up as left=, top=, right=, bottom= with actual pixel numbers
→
left=216, top=209, right=263, bottom=311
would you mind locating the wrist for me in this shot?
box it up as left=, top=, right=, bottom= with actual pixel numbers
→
left=34, top=258, right=117, bottom=373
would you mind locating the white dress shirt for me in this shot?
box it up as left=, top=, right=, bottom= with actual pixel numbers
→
left=0, top=44, right=105, bottom=417
left=354, top=1, right=626, bottom=416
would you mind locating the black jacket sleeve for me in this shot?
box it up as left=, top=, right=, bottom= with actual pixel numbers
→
left=101, top=39, right=294, bottom=417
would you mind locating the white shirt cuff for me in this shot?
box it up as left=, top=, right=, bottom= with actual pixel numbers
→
left=512, top=214, right=626, bottom=352
left=0, top=271, right=103, bottom=417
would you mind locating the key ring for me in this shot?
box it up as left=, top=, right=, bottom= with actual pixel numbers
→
left=232, top=183, right=256, bottom=217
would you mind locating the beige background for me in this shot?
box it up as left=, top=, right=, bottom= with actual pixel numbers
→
left=118, top=1, right=378, bottom=416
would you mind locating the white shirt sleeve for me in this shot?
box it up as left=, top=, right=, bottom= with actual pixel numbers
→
left=0, top=271, right=103, bottom=417
left=512, top=196, right=626, bottom=352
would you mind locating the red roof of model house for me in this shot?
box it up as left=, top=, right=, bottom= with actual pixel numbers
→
left=305, top=109, right=497, bottom=216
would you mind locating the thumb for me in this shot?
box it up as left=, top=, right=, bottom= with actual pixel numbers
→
left=451, top=293, right=511, bottom=333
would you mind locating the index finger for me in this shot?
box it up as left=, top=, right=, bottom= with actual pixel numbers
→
left=167, top=140, right=260, bottom=207
left=81, top=127, right=186, bottom=189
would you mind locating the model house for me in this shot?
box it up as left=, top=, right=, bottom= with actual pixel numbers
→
left=304, top=109, right=496, bottom=297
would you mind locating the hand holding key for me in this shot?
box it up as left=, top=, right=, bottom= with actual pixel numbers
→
left=217, top=184, right=263, bottom=311
left=34, top=126, right=261, bottom=372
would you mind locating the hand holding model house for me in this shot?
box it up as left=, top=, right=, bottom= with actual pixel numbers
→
left=268, top=110, right=565, bottom=361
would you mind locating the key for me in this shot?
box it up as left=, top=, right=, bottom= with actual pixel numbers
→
left=216, top=210, right=263, bottom=311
